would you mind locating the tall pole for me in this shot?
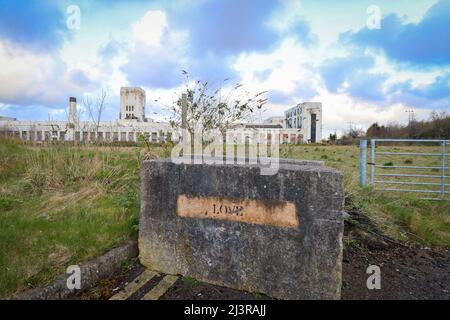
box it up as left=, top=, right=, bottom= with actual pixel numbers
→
left=181, top=93, right=187, bottom=130
left=441, top=141, right=446, bottom=197
left=181, top=93, right=189, bottom=159
left=405, top=109, right=415, bottom=125
left=370, top=139, right=375, bottom=187
left=359, top=139, right=367, bottom=186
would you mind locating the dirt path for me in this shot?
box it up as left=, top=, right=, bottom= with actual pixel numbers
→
left=342, top=209, right=450, bottom=300
left=342, top=243, right=449, bottom=299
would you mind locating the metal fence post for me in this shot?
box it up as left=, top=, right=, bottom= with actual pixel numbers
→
left=359, top=139, right=367, bottom=186
left=370, top=139, right=375, bottom=187
left=441, top=141, right=446, bottom=197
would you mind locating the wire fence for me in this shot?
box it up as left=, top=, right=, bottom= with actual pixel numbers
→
left=359, top=139, right=450, bottom=201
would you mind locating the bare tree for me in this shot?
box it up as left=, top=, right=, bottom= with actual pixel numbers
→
left=83, top=89, right=108, bottom=137
left=168, top=71, right=267, bottom=139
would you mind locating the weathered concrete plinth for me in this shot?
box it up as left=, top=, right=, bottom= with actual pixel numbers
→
left=139, top=159, right=344, bottom=300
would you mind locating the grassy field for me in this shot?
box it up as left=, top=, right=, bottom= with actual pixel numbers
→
left=0, top=139, right=141, bottom=298
left=0, top=138, right=449, bottom=298
left=279, top=143, right=450, bottom=246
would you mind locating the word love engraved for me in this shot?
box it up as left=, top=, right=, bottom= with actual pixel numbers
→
left=176, top=194, right=299, bottom=228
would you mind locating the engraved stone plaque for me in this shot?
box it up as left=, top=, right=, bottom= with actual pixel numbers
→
left=177, top=194, right=299, bottom=228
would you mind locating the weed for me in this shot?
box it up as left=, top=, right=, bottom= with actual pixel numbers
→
left=183, top=276, right=199, bottom=287
left=341, top=280, right=348, bottom=290
left=254, top=292, right=263, bottom=299
left=344, top=237, right=360, bottom=248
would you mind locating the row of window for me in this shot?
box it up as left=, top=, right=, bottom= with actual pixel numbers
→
left=285, top=117, right=303, bottom=129
left=74, top=131, right=160, bottom=142
left=285, top=107, right=303, bottom=119
left=125, top=105, right=135, bottom=112
left=1, top=130, right=164, bottom=142
left=282, top=133, right=303, bottom=143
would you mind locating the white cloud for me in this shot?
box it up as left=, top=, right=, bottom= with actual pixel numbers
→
left=233, top=38, right=320, bottom=94
left=369, top=50, right=444, bottom=88
left=231, top=36, right=436, bottom=139
left=131, top=10, right=168, bottom=47
left=268, top=0, right=303, bottom=32
left=1, top=1, right=444, bottom=131
left=0, top=41, right=95, bottom=107
left=314, top=88, right=433, bottom=137
left=0, top=42, right=53, bottom=100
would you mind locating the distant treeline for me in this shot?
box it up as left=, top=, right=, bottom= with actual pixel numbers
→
left=366, top=111, right=450, bottom=139
left=330, top=111, right=450, bottom=144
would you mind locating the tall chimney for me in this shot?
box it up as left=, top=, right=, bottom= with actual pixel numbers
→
left=69, top=97, right=77, bottom=125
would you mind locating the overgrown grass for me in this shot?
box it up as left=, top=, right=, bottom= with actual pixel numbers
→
left=281, top=144, right=450, bottom=246
left=351, top=189, right=450, bottom=245
left=0, top=138, right=142, bottom=298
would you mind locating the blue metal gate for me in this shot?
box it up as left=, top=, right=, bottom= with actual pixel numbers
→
left=360, top=139, right=450, bottom=200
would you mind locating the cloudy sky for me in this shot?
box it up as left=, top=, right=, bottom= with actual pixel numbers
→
left=0, top=0, right=449, bottom=137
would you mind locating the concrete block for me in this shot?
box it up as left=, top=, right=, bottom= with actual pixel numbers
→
left=139, top=160, right=344, bottom=300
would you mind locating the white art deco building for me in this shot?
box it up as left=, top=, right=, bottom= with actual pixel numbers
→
left=0, top=87, right=173, bottom=143
left=283, top=102, right=323, bottom=143
left=0, top=87, right=322, bottom=144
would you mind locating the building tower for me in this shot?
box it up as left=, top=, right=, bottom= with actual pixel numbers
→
left=66, top=97, right=78, bottom=141
left=119, top=87, right=146, bottom=122
left=69, top=97, right=77, bottom=125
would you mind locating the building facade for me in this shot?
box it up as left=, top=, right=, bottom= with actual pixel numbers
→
left=284, top=102, right=322, bottom=143
left=0, top=87, right=323, bottom=144
left=0, top=87, right=173, bottom=144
